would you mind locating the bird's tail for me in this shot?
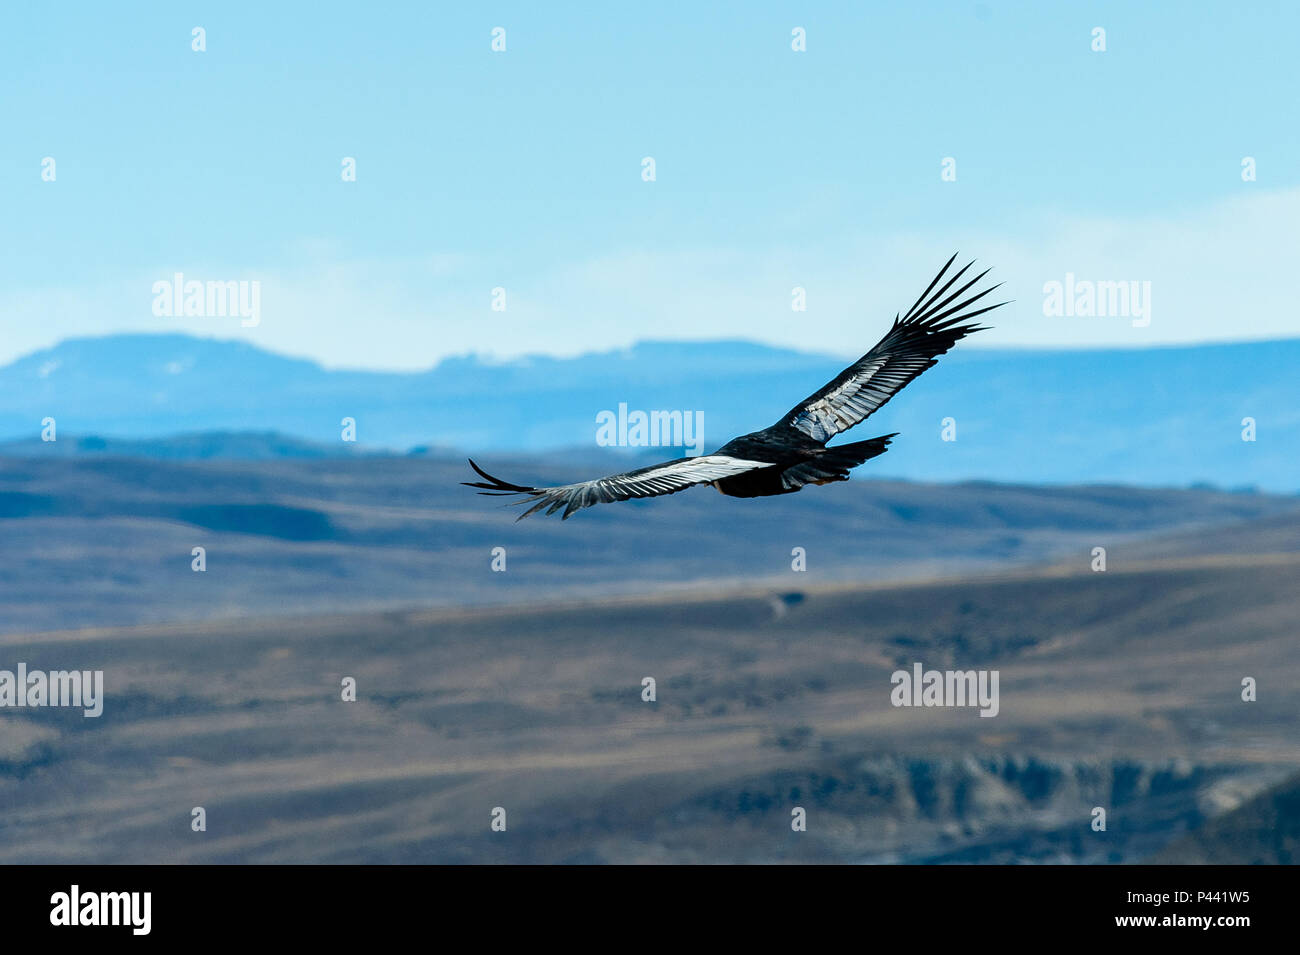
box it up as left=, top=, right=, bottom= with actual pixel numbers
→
left=821, top=434, right=897, bottom=468
left=779, top=433, right=897, bottom=489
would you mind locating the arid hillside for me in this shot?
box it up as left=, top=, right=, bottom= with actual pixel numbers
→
left=2, top=548, right=1294, bottom=863
left=2, top=450, right=1295, bottom=634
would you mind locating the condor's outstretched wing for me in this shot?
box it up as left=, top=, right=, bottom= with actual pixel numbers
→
left=782, top=255, right=1009, bottom=442
left=463, top=455, right=776, bottom=520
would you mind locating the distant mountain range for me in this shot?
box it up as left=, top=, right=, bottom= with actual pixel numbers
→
left=2, top=333, right=1296, bottom=490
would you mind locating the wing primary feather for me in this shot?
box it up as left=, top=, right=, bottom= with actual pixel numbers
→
left=901, top=252, right=958, bottom=321
left=911, top=260, right=974, bottom=322
left=922, top=281, right=1003, bottom=326
left=462, top=458, right=537, bottom=492
left=780, top=258, right=1008, bottom=441
left=918, top=267, right=991, bottom=322
left=927, top=297, right=1009, bottom=328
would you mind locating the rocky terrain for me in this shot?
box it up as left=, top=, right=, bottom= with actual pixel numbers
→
left=2, top=544, right=1294, bottom=863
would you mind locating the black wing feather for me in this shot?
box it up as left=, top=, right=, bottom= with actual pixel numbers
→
left=782, top=256, right=1009, bottom=442
left=462, top=455, right=776, bottom=520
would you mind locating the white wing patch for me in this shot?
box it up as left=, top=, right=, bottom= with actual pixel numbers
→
left=465, top=455, right=776, bottom=520
left=782, top=256, right=1006, bottom=442
left=544, top=455, right=774, bottom=515
left=788, top=357, right=901, bottom=441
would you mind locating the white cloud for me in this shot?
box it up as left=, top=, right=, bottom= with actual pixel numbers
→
left=2, top=189, right=1298, bottom=369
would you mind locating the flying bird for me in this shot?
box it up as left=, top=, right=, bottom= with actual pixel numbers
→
left=465, top=254, right=1007, bottom=520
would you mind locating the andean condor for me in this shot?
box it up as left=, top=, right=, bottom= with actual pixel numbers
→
left=464, top=254, right=1008, bottom=520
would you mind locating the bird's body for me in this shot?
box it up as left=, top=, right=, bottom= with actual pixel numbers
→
left=464, top=255, right=1008, bottom=520
left=708, top=427, right=892, bottom=497
left=710, top=427, right=813, bottom=497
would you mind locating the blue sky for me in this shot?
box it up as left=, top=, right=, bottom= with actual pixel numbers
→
left=3, top=1, right=1298, bottom=369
